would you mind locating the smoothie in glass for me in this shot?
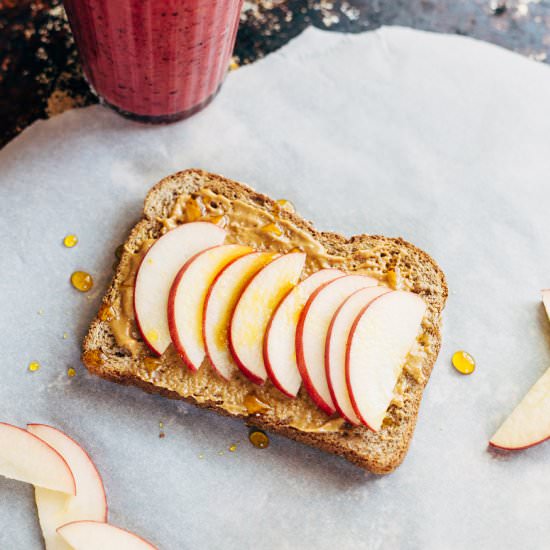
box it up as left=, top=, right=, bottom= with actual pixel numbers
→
left=63, top=0, right=243, bottom=122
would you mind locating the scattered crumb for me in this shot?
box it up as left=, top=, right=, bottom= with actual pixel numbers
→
left=67, top=367, right=76, bottom=378
left=159, top=420, right=165, bottom=439
left=37, top=309, right=43, bottom=315
left=218, top=451, right=225, bottom=456
left=62, top=332, right=68, bottom=339
left=229, top=443, right=237, bottom=452
left=198, top=453, right=204, bottom=459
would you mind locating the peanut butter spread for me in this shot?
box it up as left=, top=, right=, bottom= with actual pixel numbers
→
left=104, top=188, right=431, bottom=434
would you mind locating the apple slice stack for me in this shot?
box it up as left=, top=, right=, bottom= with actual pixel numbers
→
left=0, top=422, right=157, bottom=549
left=134, top=222, right=427, bottom=431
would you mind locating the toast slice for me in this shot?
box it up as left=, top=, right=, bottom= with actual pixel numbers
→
left=82, top=169, right=447, bottom=474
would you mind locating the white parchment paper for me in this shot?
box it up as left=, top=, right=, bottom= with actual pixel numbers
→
left=1, top=27, right=550, bottom=549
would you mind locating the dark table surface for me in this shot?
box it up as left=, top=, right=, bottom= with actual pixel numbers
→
left=1, top=0, right=549, bottom=149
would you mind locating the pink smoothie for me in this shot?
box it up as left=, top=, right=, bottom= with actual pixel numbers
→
left=63, top=0, right=243, bottom=121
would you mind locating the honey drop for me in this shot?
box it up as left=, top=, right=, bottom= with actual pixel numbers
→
left=276, top=199, right=296, bottom=213
left=71, top=271, right=93, bottom=292
left=244, top=394, right=271, bottom=415
left=452, top=350, right=475, bottom=375
left=260, top=222, right=283, bottom=237
left=63, top=234, right=78, bottom=248
left=28, top=361, right=40, bottom=372
left=249, top=429, right=269, bottom=449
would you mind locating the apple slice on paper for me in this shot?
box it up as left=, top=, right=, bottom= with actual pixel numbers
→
left=264, top=269, right=344, bottom=398
left=296, top=274, right=378, bottom=415
left=168, top=244, right=252, bottom=371
left=27, top=424, right=107, bottom=550
left=326, top=286, right=391, bottom=424
left=346, top=291, right=426, bottom=431
left=489, top=366, right=550, bottom=450
left=57, top=521, right=157, bottom=550
left=542, top=289, right=550, bottom=320
left=134, top=222, right=226, bottom=356
left=0, top=423, right=75, bottom=495
left=204, top=252, right=276, bottom=380
left=230, top=253, right=306, bottom=385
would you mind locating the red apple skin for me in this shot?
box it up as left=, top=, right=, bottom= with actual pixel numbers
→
left=27, top=424, right=108, bottom=520
left=167, top=246, right=223, bottom=372
left=57, top=521, right=158, bottom=550
left=345, top=295, right=386, bottom=431
left=202, top=252, right=257, bottom=381
left=263, top=285, right=297, bottom=399
left=295, top=281, right=339, bottom=416
left=488, top=435, right=550, bottom=451
left=0, top=422, right=76, bottom=496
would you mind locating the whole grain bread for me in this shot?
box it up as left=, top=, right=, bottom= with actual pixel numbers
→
left=82, top=169, right=447, bottom=474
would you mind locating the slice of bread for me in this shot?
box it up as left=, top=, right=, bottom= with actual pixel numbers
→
left=82, top=169, right=447, bottom=474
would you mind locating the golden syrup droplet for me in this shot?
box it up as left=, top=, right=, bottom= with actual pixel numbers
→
left=185, top=197, right=204, bottom=222
left=228, top=443, right=237, bottom=452
left=71, top=271, right=93, bottom=292
left=276, top=199, right=295, bottom=213
left=244, top=394, right=272, bottom=415
left=98, top=303, right=116, bottom=322
left=260, top=222, right=283, bottom=237
left=386, top=269, right=400, bottom=289
left=143, top=356, right=162, bottom=374
left=249, top=429, right=269, bottom=449
left=82, top=349, right=103, bottom=369
left=208, top=214, right=228, bottom=228
left=67, top=367, right=76, bottom=378
left=115, top=244, right=125, bottom=260
left=63, top=234, right=78, bottom=248
left=452, top=350, right=476, bottom=375
left=28, top=361, right=40, bottom=372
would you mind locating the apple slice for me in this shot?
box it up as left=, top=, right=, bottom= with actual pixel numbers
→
left=489, top=366, right=550, bottom=450
left=0, top=423, right=75, bottom=495
left=326, top=286, right=391, bottom=424
left=346, top=291, right=426, bottom=431
left=204, top=252, right=277, bottom=380
left=134, top=222, right=226, bottom=356
left=296, top=274, right=378, bottom=415
left=57, top=521, right=157, bottom=550
left=264, top=269, right=344, bottom=398
left=542, top=289, right=550, bottom=320
left=27, top=424, right=107, bottom=550
left=168, top=244, right=252, bottom=370
left=229, top=253, right=306, bottom=384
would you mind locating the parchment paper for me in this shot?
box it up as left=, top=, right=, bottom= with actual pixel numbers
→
left=1, top=27, right=550, bottom=550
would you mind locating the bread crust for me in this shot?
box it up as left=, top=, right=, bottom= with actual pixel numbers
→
left=83, top=169, right=448, bottom=474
